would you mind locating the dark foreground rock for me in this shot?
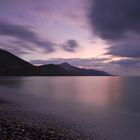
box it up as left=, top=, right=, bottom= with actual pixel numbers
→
left=0, top=100, right=105, bottom=140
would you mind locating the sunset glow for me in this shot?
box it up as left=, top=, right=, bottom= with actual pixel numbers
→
left=0, top=0, right=140, bottom=75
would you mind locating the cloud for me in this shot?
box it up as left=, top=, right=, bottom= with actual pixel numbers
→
left=89, top=0, right=140, bottom=40
left=0, top=40, right=36, bottom=56
left=89, top=0, right=140, bottom=63
left=106, top=40, right=140, bottom=57
left=0, top=19, right=82, bottom=54
left=0, top=42, right=30, bottom=55
left=111, top=58, right=140, bottom=68
left=30, top=57, right=109, bottom=66
left=0, top=0, right=89, bottom=32
left=61, top=40, right=79, bottom=52
left=0, top=19, right=55, bottom=53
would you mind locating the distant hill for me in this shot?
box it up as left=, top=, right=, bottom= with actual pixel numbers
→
left=0, top=49, right=111, bottom=76
left=59, top=62, right=110, bottom=76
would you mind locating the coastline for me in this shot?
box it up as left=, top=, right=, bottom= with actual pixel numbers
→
left=0, top=98, right=104, bottom=140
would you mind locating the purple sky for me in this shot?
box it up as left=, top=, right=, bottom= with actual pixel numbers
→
left=0, top=0, right=140, bottom=76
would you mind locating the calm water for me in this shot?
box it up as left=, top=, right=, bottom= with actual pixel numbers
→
left=0, top=77, right=140, bottom=139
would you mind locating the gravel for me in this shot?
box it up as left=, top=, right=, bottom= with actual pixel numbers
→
left=0, top=99, right=105, bottom=140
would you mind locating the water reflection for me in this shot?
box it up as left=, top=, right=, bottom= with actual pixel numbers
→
left=0, top=77, right=25, bottom=89
left=73, top=77, right=123, bottom=108
left=1, top=77, right=140, bottom=112
left=40, top=77, right=124, bottom=109
left=0, top=77, right=124, bottom=110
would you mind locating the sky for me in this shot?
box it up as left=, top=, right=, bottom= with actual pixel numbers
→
left=0, top=0, right=140, bottom=76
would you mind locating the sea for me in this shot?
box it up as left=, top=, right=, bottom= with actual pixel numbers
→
left=0, top=77, right=140, bottom=140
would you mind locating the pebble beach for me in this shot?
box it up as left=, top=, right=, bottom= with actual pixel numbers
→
left=0, top=99, right=104, bottom=140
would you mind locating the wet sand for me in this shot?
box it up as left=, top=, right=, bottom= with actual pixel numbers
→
left=0, top=98, right=105, bottom=140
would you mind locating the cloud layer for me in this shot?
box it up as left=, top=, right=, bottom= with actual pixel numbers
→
left=111, top=58, right=140, bottom=68
left=89, top=0, right=140, bottom=40
left=0, top=19, right=55, bottom=53
left=106, top=40, right=140, bottom=58
left=0, top=19, right=81, bottom=54
left=89, top=0, right=140, bottom=67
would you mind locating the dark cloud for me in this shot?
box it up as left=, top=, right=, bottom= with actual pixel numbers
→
left=0, top=19, right=81, bottom=54
left=0, top=42, right=30, bottom=55
left=111, top=58, right=140, bottom=68
left=9, top=40, right=35, bottom=51
left=89, top=0, right=140, bottom=40
left=62, top=40, right=79, bottom=52
left=0, top=19, right=55, bottom=53
left=106, top=41, right=140, bottom=57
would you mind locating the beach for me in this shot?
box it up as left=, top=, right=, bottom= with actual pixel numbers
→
left=0, top=98, right=104, bottom=140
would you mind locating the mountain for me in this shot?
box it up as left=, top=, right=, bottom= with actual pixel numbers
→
left=59, top=62, right=110, bottom=76
left=37, top=64, right=72, bottom=76
left=0, top=49, right=37, bottom=76
left=0, top=49, right=111, bottom=76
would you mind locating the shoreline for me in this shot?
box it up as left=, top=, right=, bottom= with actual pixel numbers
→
left=0, top=98, right=104, bottom=140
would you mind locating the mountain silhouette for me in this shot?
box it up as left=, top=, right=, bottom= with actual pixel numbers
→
left=59, top=62, right=110, bottom=76
left=0, top=49, right=111, bottom=76
left=0, top=49, right=36, bottom=76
